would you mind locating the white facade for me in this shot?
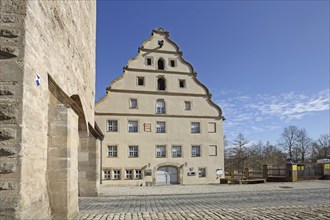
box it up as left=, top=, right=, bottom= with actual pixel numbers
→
left=95, top=28, right=225, bottom=185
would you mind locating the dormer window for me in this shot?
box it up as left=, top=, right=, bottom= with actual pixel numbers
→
left=157, top=58, right=165, bottom=70
left=157, top=77, right=166, bottom=90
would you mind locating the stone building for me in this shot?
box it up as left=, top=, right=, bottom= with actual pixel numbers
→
left=1, top=1, right=101, bottom=219
left=95, top=28, right=225, bottom=186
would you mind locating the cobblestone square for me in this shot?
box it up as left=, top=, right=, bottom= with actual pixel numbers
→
left=77, top=180, right=330, bottom=219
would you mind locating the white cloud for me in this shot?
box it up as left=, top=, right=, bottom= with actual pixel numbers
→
left=214, top=89, right=330, bottom=139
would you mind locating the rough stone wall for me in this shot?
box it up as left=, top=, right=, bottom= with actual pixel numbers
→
left=0, top=0, right=28, bottom=219
left=0, top=0, right=97, bottom=219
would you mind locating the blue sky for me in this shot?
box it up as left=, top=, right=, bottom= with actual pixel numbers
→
left=96, top=0, right=329, bottom=144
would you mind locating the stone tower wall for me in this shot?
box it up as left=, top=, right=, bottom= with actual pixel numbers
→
left=0, top=0, right=97, bottom=219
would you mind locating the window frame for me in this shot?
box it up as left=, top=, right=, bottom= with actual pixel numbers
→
left=137, top=76, right=145, bottom=86
left=113, top=170, right=121, bottom=180
left=128, top=120, right=138, bottom=133
left=156, top=145, right=166, bottom=158
left=192, top=145, right=201, bottom=157
left=191, top=122, right=201, bottom=133
left=172, top=145, right=182, bottom=158
left=146, top=57, right=153, bottom=66
left=107, top=145, right=118, bottom=157
left=157, top=58, right=165, bottom=70
left=129, top=98, right=138, bottom=109
left=179, top=79, right=186, bottom=88
left=103, top=170, right=111, bottom=180
left=135, top=169, right=142, bottom=179
left=128, top=145, right=139, bottom=158
left=184, top=101, right=191, bottom=111
left=198, top=167, right=206, bottom=178
left=156, top=99, right=166, bottom=114
left=126, top=169, right=133, bottom=180
left=169, top=59, right=176, bottom=67
left=107, top=120, right=118, bottom=132
left=156, top=121, right=166, bottom=133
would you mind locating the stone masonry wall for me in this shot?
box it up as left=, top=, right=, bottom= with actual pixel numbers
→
left=0, top=0, right=28, bottom=219
left=0, top=0, right=97, bottom=219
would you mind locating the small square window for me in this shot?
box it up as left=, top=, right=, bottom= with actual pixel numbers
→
left=179, top=79, right=185, bottom=88
left=129, top=146, right=139, bottom=157
left=156, top=145, right=166, bottom=158
left=126, top=170, right=133, bottom=179
left=107, top=120, right=118, bottom=132
left=156, top=121, right=166, bottom=133
left=128, top=121, right=138, bottom=132
left=104, top=170, right=111, bottom=179
left=137, top=77, right=145, bottom=86
left=172, top=146, right=182, bottom=158
left=113, top=170, right=121, bottom=180
left=198, top=168, right=206, bottom=178
left=146, top=58, right=152, bottom=66
left=130, top=99, right=137, bottom=109
left=135, top=169, right=142, bottom=179
left=108, top=146, right=117, bottom=157
left=184, top=101, right=191, bottom=111
left=191, top=122, right=200, bottom=133
left=192, top=145, right=201, bottom=157
left=170, top=60, right=176, bottom=67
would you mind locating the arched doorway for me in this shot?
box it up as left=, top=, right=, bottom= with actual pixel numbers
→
left=156, top=166, right=178, bottom=185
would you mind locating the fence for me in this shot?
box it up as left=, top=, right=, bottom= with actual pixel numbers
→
left=227, top=163, right=329, bottom=183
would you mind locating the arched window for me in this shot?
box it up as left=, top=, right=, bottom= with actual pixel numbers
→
left=156, top=100, right=165, bottom=114
left=157, top=77, right=166, bottom=90
left=157, top=58, right=165, bottom=70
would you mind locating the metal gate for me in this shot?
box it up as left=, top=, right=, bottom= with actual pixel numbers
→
left=156, top=166, right=178, bottom=185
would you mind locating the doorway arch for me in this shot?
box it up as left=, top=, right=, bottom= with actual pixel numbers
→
left=156, top=166, right=178, bottom=185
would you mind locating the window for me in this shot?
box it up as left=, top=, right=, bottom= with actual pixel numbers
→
left=156, top=145, right=166, bottom=158
left=130, top=99, right=137, bottom=109
left=209, top=145, right=217, bottom=156
left=126, top=170, right=133, bottom=179
left=128, top=121, right=138, bottom=132
left=158, top=58, right=165, bottom=70
left=172, top=146, right=182, bottom=158
left=156, top=100, right=165, bottom=114
left=157, top=77, right=166, bottom=90
left=104, top=170, right=111, bottom=179
left=191, top=122, right=200, bottom=133
left=192, top=145, right=201, bottom=157
left=208, top=122, right=216, bottom=133
left=113, top=170, right=121, bottom=180
left=146, top=57, right=152, bottom=66
left=129, top=146, right=139, bottom=157
left=184, top=101, right=191, bottom=111
left=137, top=77, right=145, bottom=86
left=107, top=120, right=118, bottom=132
left=108, top=146, right=117, bottom=157
left=179, top=79, right=185, bottom=88
left=170, top=59, right=176, bottom=67
left=198, top=168, right=206, bottom=178
left=156, top=121, right=166, bottom=133
left=135, top=169, right=142, bottom=179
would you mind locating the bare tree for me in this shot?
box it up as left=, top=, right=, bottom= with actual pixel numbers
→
left=311, top=134, right=330, bottom=161
left=279, top=125, right=299, bottom=162
left=296, top=128, right=312, bottom=163
left=232, top=133, right=249, bottom=172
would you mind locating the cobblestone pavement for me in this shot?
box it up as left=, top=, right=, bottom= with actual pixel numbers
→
left=78, top=181, right=330, bottom=219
